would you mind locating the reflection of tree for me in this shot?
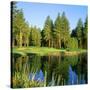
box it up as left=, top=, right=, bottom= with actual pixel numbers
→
left=13, top=55, right=30, bottom=74
left=42, top=55, right=61, bottom=86
left=12, top=54, right=42, bottom=88
left=40, top=54, right=80, bottom=86
left=66, top=55, right=78, bottom=66
left=12, top=53, right=87, bottom=87
left=28, top=54, right=41, bottom=73
left=43, top=54, right=80, bottom=86
left=72, top=53, right=87, bottom=84
left=55, top=60, right=69, bottom=85
left=12, top=54, right=30, bottom=88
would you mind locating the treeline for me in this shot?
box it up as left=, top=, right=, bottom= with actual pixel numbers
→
left=11, top=2, right=88, bottom=49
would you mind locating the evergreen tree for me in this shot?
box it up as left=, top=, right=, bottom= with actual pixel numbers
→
left=29, top=26, right=41, bottom=46
left=22, top=22, right=30, bottom=47
left=71, top=28, right=77, bottom=38
left=83, top=16, right=88, bottom=49
left=42, top=16, right=53, bottom=47
left=53, top=12, right=70, bottom=49
left=53, top=13, right=62, bottom=48
left=76, top=19, right=83, bottom=48
left=12, top=2, right=87, bottom=50
left=60, top=12, right=70, bottom=48
left=11, top=1, right=18, bottom=47
left=12, top=2, right=30, bottom=47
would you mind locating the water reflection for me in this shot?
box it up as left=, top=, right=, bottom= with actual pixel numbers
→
left=11, top=52, right=87, bottom=87
left=29, top=70, right=44, bottom=82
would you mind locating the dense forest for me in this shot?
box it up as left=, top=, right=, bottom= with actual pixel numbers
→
left=11, top=2, right=88, bottom=49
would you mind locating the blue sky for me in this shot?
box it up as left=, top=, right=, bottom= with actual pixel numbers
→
left=16, top=2, right=88, bottom=30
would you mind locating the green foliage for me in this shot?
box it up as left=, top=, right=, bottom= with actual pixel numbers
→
left=29, top=26, right=41, bottom=47
left=83, top=16, right=88, bottom=49
left=67, top=38, right=78, bottom=49
left=12, top=3, right=87, bottom=50
left=53, top=13, right=62, bottom=48
left=11, top=3, right=87, bottom=88
left=11, top=55, right=44, bottom=88
left=76, top=19, right=83, bottom=48
left=71, top=17, right=88, bottom=49
left=71, top=28, right=77, bottom=37
left=12, top=2, right=30, bottom=47
left=53, top=12, right=70, bottom=49
left=42, top=16, right=53, bottom=47
left=60, top=12, right=70, bottom=48
left=83, top=16, right=88, bottom=40
left=12, top=72, right=44, bottom=88
left=76, top=19, right=83, bottom=40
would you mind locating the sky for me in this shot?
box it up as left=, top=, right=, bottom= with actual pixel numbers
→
left=16, top=2, right=88, bottom=30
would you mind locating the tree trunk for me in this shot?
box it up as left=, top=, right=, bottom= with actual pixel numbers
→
left=26, top=37, right=29, bottom=47
left=51, top=39, right=53, bottom=47
left=49, top=40, right=50, bottom=47
left=19, top=31, right=22, bottom=47
left=58, top=39, right=61, bottom=48
left=59, top=39, right=61, bottom=48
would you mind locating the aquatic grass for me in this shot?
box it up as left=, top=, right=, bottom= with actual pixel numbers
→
left=12, top=71, right=45, bottom=88
left=12, top=70, right=60, bottom=88
left=44, top=71, right=47, bottom=87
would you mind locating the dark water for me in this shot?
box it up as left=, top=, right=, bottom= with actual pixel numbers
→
left=11, top=52, right=88, bottom=87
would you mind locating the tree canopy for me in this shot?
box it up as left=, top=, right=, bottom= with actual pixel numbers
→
left=11, top=2, right=88, bottom=49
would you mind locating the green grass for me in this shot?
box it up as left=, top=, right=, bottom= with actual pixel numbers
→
left=12, top=46, right=87, bottom=56
left=12, top=46, right=65, bottom=56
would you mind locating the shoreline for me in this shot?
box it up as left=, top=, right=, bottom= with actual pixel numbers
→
left=12, top=47, right=87, bottom=56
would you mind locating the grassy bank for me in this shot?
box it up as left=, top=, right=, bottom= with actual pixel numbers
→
left=12, top=46, right=87, bottom=56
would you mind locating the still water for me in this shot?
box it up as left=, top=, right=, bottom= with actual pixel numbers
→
left=11, top=52, right=87, bottom=87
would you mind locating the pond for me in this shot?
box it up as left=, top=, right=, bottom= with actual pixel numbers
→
left=11, top=52, right=88, bottom=88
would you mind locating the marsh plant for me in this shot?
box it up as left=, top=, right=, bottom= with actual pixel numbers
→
left=11, top=53, right=87, bottom=88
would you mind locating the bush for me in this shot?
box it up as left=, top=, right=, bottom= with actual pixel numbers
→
left=67, top=38, right=78, bottom=49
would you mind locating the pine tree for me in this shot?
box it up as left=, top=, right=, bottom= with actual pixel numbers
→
left=60, top=12, right=70, bottom=48
left=42, top=16, right=53, bottom=47
left=76, top=19, right=83, bottom=48
left=71, top=28, right=77, bottom=37
left=83, top=16, right=88, bottom=49
left=53, top=13, right=62, bottom=48
left=22, top=22, right=30, bottom=47
left=12, top=2, right=30, bottom=47
left=29, top=26, right=41, bottom=46
left=11, top=1, right=18, bottom=47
